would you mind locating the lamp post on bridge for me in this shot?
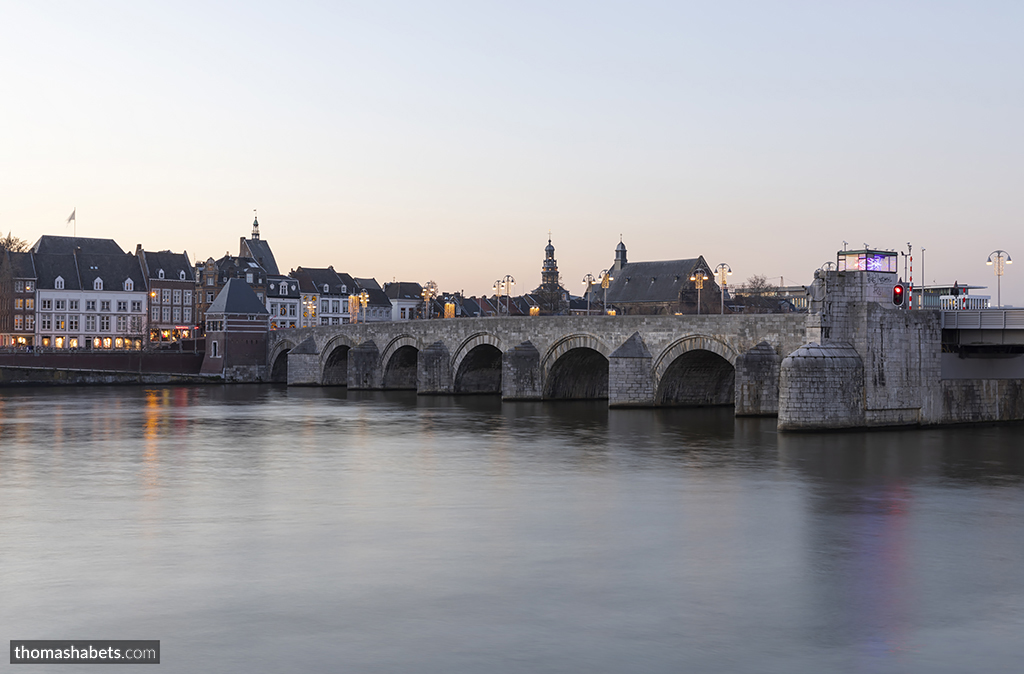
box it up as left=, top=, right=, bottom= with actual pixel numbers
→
left=690, top=270, right=708, bottom=315
left=987, top=250, right=1013, bottom=308
left=714, top=263, right=732, bottom=315
left=582, top=273, right=596, bottom=315
left=501, top=274, right=515, bottom=315
left=600, top=269, right=613, bottom=315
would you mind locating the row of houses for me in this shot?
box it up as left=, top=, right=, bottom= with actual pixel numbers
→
left=0, top=218, right=439, bottom=350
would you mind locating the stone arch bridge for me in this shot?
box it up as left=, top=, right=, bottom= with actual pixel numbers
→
left=267, top=315, right=807, bottom=412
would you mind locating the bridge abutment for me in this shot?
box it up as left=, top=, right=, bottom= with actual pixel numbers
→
left=734, top=341, right=782, bottom=416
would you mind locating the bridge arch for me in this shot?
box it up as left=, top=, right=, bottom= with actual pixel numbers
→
left=453, top=340, right=503, bottom=394
left=381, top=334, right=421, bottom=390
left=653, top=335, right=739, bottom=407
left=450, top=332, right=503, bottom=375
left=542, top=333, right=612, bottom=400
left=321, top=334, right=357, bottom=386
left=268, top=339, right=295, bottom=383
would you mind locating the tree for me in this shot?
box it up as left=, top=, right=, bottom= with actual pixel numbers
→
left=735, top=274, right=779, bottom=313
left=0, top=231, right=28, bottom=253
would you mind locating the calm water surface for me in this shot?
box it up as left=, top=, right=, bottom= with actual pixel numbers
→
left=1, top=386, right=1022, bottom=673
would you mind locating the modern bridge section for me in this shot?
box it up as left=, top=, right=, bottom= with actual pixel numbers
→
left=267, top=314, right=808, bottom=412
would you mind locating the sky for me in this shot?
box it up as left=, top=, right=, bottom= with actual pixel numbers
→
left=2, top=1, right=1022, bottom=302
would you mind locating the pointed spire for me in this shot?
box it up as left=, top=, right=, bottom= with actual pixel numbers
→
left=252, top=209, right=260, bottom=240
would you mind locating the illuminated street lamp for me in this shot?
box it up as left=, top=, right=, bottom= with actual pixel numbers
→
left=358, top=290, right=369, bottom=323
left=421, top=281, right=438, bottom=319
left=492, top=279, right=504, bottom=316
left=600, top=269, right=613, bottom=314
left=501, top=274, right=515, bottom=315
left=986, top=250, right=1013, bottom=308
left=582, top=273, right=596, bottom=315
left=714, top=263, right=732, bottom=315
left=690, top=270, right=709, bottom=315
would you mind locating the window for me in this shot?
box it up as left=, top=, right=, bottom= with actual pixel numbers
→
left=100, top=301, right=110, bottom=311
left=331, top=300, right=340, bottom=313
left=124, top=279, right=134, bottom=291
left=246, top=273, right=253, bottom=284
left=25, top=316, right=34, bottom=331
left=86, top=316, right=96, bottom=331
left=55, top=276, right=64, bottom=290
left=85, top=300, right=95, bottom=311
left=25, top=298, right=34, bottom=310
left=401, top=308, right=406, bottom=319
left=279, top=305, right=287, bottom=316
left=280, top=283, right=287, bottom=295
left=55, top=299, right=66, bottom=310
left=116, top=316, right=126, bottom=332
left=41, top=316, right=52, bottom=330
left=94, top=278, right=103, bottom=291
left=158, top=269, right=165, bottom=279
left=131, top=301, right=142, bottom=312
left=14, top=298, right=23, bottom=310
left=162, top=307, right=171, bottom=322
left=69, top=300, right=79, bottom=310
left=206, top=276, right=214, bottom=286
left=321, top=300, right=329, bottom=314
left=14, top=316, right=23, bottom=330
left=100, top=316, right=110, bottom=331
left=151, top=306, right=159, bottom=321
left=183, top=307, right=192, bottom=323
left=183, top=289, right=192, bottom=304
left=257, top=292, right=263, bottom=301
left=42, top=299, right=52, bottom=310
left=55, top=315, right=66, bottom=330
left=288, top=304, right=296, bottom=317
left=69, top=315, right=79, bottom=331
left=117, top=301, right=127, bottom=312
left=162, top=289, right=171, bottom=304
left=179, top=270, right=186, bottom=280
left=173, top=289, right=182, bottom=304
left=322, top=284, right=329, bottom=293
left=332, top=317, right=340, bottom=325
left=172, top=307, right=181, bottom=322
left=340, top=284, right=347, bottom=294
left=211, top=341, right=219, bottom=358
left=320, top=317, right=329, bottom=325
left=25, top=281, right=35, bottom=292
left=207, top=292, right=214, bottom=303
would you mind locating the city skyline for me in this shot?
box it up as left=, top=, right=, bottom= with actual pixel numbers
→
left=2, top=2, right=1021, bottom=303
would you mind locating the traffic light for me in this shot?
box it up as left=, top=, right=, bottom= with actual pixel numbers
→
left=892, top=283, right=905, bottom=307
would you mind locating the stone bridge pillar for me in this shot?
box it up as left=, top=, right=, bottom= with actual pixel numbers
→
left=286, top=337, right=321, bottom=386
left=348, top=341, right=382, bottom=390
left=778, top=342, right=865, bottom=430
left=502, top=340, right=542, bottom=400
left=608, top=332, right=655, bottom=407
left=418, top=341, right=453, bottom=395
left=734, top=341, right=782, bottom=416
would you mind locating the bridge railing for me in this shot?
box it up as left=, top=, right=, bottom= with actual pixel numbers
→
left=942, top=309, right=1024, bottom=329
left=940, top=295, right=990, bottom=311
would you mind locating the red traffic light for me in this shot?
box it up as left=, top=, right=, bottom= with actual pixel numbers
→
left=892, top=284, right=905, bottom=306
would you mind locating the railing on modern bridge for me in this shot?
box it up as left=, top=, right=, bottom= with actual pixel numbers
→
left=941, top=308, right=1024, bottom=329
left=938, top=295, right=990, bottom=311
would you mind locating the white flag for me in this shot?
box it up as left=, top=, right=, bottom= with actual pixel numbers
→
left=66, top=209, right=76, bottom=224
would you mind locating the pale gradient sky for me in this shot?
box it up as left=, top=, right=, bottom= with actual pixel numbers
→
left=2, top=1, right=1022, bottom=302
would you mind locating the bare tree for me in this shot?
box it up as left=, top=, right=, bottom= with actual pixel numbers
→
left=744, top=274, right=777, bottom=297
left=0, top=231, right=29, bottom=253
left=734, top=274, right=779, bottom=313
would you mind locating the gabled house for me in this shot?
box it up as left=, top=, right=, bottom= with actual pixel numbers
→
left=136, top=246, right=195, bottom=343
left=353, top=277, right=393, bottom=322
left=201, top=278, right=269, bottom=379
left=290, top=267, right=355, bottom=326
left=0, top=251, right=37, bottom=347
left=266, top=275, right=301, bottom=329
left=384, top=282, right=423, bottom=321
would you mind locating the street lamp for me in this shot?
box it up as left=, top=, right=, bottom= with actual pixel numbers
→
left=492, top=279, right=503, bottom=316
left=714, top=263, right=732, bottom=315
left=600, top=269, right=613, bottom=314
left=421, top=281, right=438, bottom=319
left=501, top=274, right=515, bottom=315
left=986, top=250, right=1013, bottom=308
left=582, top=273, right=596, bottom=315
left=690, top=270, right=708, bottom=315
left=358, top=290, right=369, bottom=323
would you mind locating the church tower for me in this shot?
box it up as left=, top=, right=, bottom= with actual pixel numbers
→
left=541, top=235, right=559, bottom=290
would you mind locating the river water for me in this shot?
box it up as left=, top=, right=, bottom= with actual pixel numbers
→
left=1, top=385, right=1022, bottom=673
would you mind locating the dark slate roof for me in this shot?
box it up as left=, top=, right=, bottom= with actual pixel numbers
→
left=75, top=253, right=147, bottom=291
left=290, top=267, right=350, bottom=296
left=267, top=275, right=300, bottom=298
left=354, top=278, right=392, bottom=308
left=461, top=297, right=483, bottom=316
left=33, top=254, right=81, bottom=290
left=4, top=251, right=36, bottom=278
left=384, top=282, right=423, bottom=300
left=354, top=277, right=381, bottom=291
left=140, top=250, right=194, bottom=281
left=605, top=257, right=713, bottom=304
left=207, top=278, right=270, bottom=315
left=214, top=255, right=266, bottom=285
left=33, top=235, right=124, bottom=256
left=242, top=238, right=280, bottom=275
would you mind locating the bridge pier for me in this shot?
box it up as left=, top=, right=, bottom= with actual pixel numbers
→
left=348, top=341, right=382, bottom=389
left=418, top=341, right=453, bottom=394
left=286, top=337, right=321, bottom=386
left=608, top=332, right=655, bottom=407
left=502, top=341, right=542, bottom=400
left=734, top=341, right=782, bottom=416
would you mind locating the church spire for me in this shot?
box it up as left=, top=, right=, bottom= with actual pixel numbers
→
left=252, top=209, right=260, bottom=240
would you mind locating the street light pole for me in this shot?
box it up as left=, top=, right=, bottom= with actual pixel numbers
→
left=987, top=250, right=1013, bottom=308
left=582, top=273, right=596, bottom=315
left=600, top=269, right=613, bottom=314
left=690, top=270, right=708, bottom=315
left=502, top=274, right=515, bottom=315
left=714, top=263, right=732, bottom=315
